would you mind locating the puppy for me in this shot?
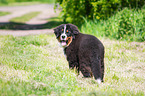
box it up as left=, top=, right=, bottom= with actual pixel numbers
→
left=54, top=24, right=105, bottom=84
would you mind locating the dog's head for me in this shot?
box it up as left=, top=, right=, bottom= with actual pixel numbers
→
left=54, top=24, right=79, bottom=47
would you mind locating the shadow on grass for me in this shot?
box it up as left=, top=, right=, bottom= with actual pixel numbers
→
left=0, top=17, right=65, bottom=30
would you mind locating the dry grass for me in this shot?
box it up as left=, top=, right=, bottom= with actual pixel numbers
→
left=0, top=34, right=145, bottom=95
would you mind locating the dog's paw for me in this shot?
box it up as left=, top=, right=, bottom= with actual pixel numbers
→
left=96, top=78, right=102, bottom=84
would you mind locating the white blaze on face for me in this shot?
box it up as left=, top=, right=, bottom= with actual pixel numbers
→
left=60, top=25, right=67, bottom=47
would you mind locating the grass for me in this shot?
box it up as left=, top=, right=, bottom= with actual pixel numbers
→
left=10, top=12, right=41, bottom=23
left=0, top=0, right=55, bottom=6
left=0, top=11, right=11, bottom=16
left=0, top=2, right=144, bottom=95
left=43, top=17, right=65, bottom=28
left=0, top=17, right=64, bottom=30
left=0, top=34, right=145, bottom=96
left=0, top=2, right=42, bottom=6
left=81, top=8, right=145, bottom=42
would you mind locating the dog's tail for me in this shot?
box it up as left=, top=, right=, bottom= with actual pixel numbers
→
left=91, top=56, right=103, bottom=84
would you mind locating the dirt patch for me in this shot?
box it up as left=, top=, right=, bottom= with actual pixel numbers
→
left=0, top=4, right=60, bottom=36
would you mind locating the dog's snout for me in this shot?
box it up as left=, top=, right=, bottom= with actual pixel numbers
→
left=61, top=34, right=67, bottom=40
left=61, top=35, right=65, bottom=39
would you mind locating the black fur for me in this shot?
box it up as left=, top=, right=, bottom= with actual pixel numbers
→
left=54, top=24, right=105, bottom=82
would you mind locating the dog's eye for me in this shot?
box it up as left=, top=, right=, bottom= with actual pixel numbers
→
left=62, top=29, right=63, bottom=31
left=66, top=30, right=68, bottom=33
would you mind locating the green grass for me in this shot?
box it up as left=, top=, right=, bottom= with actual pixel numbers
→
left=43, top=17, right=65, bottom=28
left=0, top=0, right=55, bottom=6
left=81, top=8, right=145, bottom=42
left=0, top=2, right=42, bottom=6
left=0, top=11, right=11, bottom=16
left=0, top=17, right=64, bottom=30
left=0, top=34, right=145, bottom=96
left=10, top=12, right=41, bottom=23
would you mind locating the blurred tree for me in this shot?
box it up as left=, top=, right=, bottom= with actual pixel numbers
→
left=55, top=0, right=145, bottom=25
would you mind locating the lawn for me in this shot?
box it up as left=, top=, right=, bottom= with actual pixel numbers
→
left=0, top=34, right=144, bottom=96
left=0, top=2, right=41, bottom=6
left=0, top=11, right=11, bottom=16
left=0, top=1, right=55, bottom=6
left=10, top=12, right=41, bottom=23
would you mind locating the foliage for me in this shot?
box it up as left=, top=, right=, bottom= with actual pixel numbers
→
left=81, top=8, right=145, bottom=42
left=55, top=0, right=145, bottom=25
left=104, top=8, right=145, bottom=41
left=0, top=35, right=145, bottom=95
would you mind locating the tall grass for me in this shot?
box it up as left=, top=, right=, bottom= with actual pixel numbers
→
left=0, top=34, right=145, bottom=95
left=81, top=8, right=145, bottom=42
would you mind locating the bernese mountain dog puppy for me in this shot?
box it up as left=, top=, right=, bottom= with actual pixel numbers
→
left=54, top=24, right=105, bottom=84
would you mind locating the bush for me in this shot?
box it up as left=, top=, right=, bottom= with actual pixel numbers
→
left=104, top=8, right=145, bottom=41
left=55, top=0, right=145, bottom=25
left=81, top=8, right=145, bottom=42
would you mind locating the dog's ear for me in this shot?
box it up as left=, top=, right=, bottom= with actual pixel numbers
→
left=68, top=24, right=79, bottom=35
left=53, top=28, right=59, bottom=38
left=54, top=24, right=64, bottom=38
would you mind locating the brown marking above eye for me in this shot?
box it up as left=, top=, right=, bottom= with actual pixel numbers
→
left=62, top=29, right=63, bottom=31
left=66, top=30, right=68, bottom=32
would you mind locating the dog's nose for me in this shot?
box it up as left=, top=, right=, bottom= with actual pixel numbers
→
left=61, top=35, right=65, bottom=39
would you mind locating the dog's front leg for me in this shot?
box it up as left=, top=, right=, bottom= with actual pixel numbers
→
left=67, top=57, right=80, bottom=75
